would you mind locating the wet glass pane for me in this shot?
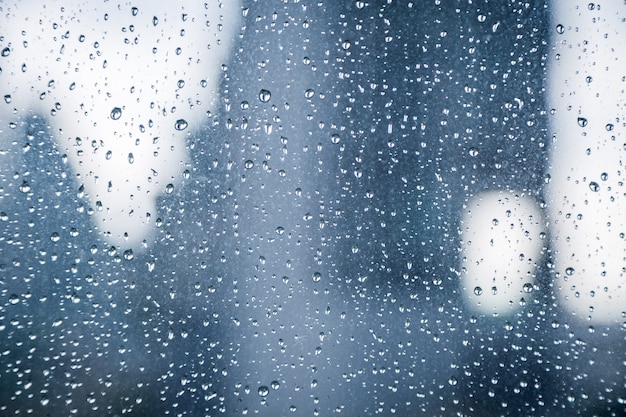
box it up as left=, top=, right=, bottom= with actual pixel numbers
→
left=1, top=1, right=624, bottom=415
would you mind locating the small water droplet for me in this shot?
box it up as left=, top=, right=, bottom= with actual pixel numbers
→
left=9, top=294, right=19, bottom=305
left=259, top=89, right=271, bottom=103
left=165, top=183, right=174, bottom=194
left=124, top=249, right=134, bottom=260
left=474, top=286, right=483, bottom=296
left=577, top=117, right=588, bottom=127
left=271, top=381, right=280, bottom=390
left=244, top=160, right=254, bottom=169
left=304, top=88, right=315, bottom=99
left=127, top=153, right=134, bottom=164
left=585, top=76, right=593, bottom=83
left=605, top=123, right=614, bottom=131
left=331, top=133, right=340, bottom=144
left=565, top=267, right=575, bottom=276
left=177, top=79, right=185, bottom=88
left=556, top=24, right=565, bottom=34
left=468, top=147, right=479, bottom=157
left=3, top=94, right=11, bottom=103
left=275, top=226, right=285, bottom=235
left=110, top=107, right=122, bottom=120
left=522, top=282, right=534, bottom=293
left=175, top=119, right=188, bottom=131
left=600, top=172, right=608, bottom=181
left=1, top=47, right=10, bottom=57
left=131, top=6, right=138, bottom=16
left=589, top=181, right=600, bottom=192
left=312, top=272, right=322, bottom=282
left=152, top=16, right=159, bottom=26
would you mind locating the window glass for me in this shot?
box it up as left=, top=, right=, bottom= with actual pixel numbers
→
left=1, top=1, right=624, bottom=415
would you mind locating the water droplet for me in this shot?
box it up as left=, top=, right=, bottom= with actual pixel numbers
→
left=110, top=107, right=122, bottom=120
left=152, top=16, right=159, bottom=26
left=522, top=282, right=534, bottom=293
left=605, top=123, right=614, bottom=131
left=127, top=153, right=134, bottom=164
left=165, top=183, right=174, bottom=194
left=175, top=119, right=188, bottom=131
left=331, top=133, right=340, bottom=144
left=106, top=150, right=112, bottom=160
left=19, top=181, right=31, bottom=193
left=474, top=286, right=483, bottom=296
left=244, top=160, right=254, bottom=169
left=3, top=94, right=11, bottom=103
left=312, top=272, right=322, bottom=282
left=275, top=226, right=285, bottom=235
left=9, top=294, right=19, bottom=305
left=565, top=267, right=575, bottom=276
left=577, top=117, right=588, bottom=127
left=50, top=232, right=60, bottom=242
left=585, top=76, right=593, bottom=83
left=600, top=172, right=608, bottom=181
left=177, top=79, right=185, bottom=88
left=477, top=14, right=486, bottom=23
left=259, top=89, right=271, bottom=103
left=342, top=40, right=351, bottom=50
left=271, top=381, right=280, bottom=390
left=258, top=386, right=269, bottom=397
left=1, top=47, right=10, bottom=57
left=131, top=6, right=138, bottom=16
left=304, top=88, right=315, bottom=99
left=556, top=24, right=564, bottom=35
left=124, top=249, right=134, bottom=260
left=589, top=181, right=600, bottom=192
left=468, top=147, right=479, bottom=157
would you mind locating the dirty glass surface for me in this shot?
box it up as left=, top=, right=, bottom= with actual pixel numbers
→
left=1, top=1, right=625, bottom=416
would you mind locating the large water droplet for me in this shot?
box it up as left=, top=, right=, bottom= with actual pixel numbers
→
left=589, top=181, right=600, bottom=192
left=259, top=89, right=271, bottom=103
left=110, top=107, right=122, bottom=120
left=577, top=117, right=588, bottom=127
left=19, top=181, right=31, bottom=193
left=258, top=386, right=269, bottom=397
left=175, top=119, right=188, bottom=131
left=555, top=24, right=565, bottom=34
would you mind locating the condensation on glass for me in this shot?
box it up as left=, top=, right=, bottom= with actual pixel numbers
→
left=0, top=1, right=624, bottom=416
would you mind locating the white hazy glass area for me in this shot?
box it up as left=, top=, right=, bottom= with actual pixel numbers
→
left=546, top=0, right=626, bottom=324
left=460, top=191, right=545, bottom=315
left=0, top=0, right=239, bottom=248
